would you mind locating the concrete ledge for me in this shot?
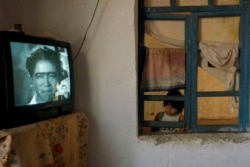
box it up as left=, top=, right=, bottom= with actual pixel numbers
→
left=139, top=133, right=250, bottom=145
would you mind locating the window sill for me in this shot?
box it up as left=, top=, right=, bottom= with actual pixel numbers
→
left=138, top=132, right=250, bottom=145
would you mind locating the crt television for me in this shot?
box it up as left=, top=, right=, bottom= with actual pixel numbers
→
left=0, top=31, right=74, bottom=129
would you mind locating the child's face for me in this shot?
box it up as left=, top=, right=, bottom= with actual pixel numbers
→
left=164, top=103, right=179, bottom=116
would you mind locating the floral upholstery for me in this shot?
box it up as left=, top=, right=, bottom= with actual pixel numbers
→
left=0, top=111, right=88, bottom=167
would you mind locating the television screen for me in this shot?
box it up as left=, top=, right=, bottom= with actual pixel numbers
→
left=0, top=31, right=74, bottom=129
left=10, top=42, right=72, bottom=106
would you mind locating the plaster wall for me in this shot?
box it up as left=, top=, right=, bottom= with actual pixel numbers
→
left=1, top=0, right=250, bottom=167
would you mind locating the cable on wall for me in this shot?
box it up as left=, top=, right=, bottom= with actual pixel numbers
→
left=73, top=0, right=100, bottom=62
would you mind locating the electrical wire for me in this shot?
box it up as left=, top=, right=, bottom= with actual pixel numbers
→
left=73, top=0, right=100, bottom=62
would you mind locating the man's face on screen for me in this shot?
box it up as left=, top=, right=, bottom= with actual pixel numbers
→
left=31, top=60, right=59, bottom=103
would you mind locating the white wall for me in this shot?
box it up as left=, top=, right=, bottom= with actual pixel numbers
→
left=1, top=0, right=250, bottom=167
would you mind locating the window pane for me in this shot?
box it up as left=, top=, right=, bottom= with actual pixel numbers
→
left=144, top=0, right=170, bottom=7
left=197, top=96, right=239, bottom=125
left=198, top=16, right=240, bottom=92
left=143, top=20, right=186, bottom=91
left=144, top=91, right=167, bottom=121
left=144, top=100, right=164, bottom=121
left=176, top=0, right=208, bottom=6
left=214, top=0, right=240, bottom=5
left=143, top=90, right=186, bottom=133
left=145, top=20, right=185, bottom=48
left=199, top=16, right=240, bottom=43
left=197, top=63, right=240, bottom=92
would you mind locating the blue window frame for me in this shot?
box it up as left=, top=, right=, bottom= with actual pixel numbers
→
left=138, top=0, right=250, bottom=134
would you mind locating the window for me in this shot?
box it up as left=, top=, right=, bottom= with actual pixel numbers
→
left=138, top=0, right=250, bottom=134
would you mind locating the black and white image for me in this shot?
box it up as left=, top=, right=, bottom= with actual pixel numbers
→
left=10, top=42, right=71, bottom=106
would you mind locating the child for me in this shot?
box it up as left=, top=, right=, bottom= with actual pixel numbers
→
left=152, top=90, right=184, bottom=133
